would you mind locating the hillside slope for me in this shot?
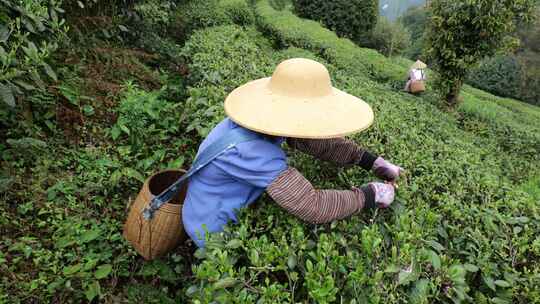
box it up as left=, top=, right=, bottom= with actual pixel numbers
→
left=182, top=1, right=540, bottom=303
left=2, top=0, right=539, bottom=303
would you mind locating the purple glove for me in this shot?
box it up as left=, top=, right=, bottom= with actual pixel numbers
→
left=369, top=182, right=396, bottom=208
left=372, top=157, right=403, bottom=182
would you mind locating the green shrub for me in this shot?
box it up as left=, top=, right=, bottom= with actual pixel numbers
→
left=292, top=0, right=378, bottom=43
left=111, top=82, right=181, bottom=152
left=365, top=17, right=412, bottom=57
left=3, top=0, right=540, bottom=302
left=400, top=5, right=427, bottom=60
left=181, top=25, right=274, bottom=136
left=269, top=0, right=290, bottom=11
left=517, top=49, right=540, bottom=106
left=181, top=20, right=540, bottom=304
left=425, top=0, right=536, bottom=108
left=467, top=55, right=522, bottom=100
left=220, top=0, right=255, bottom=25
left=255, top=0, right=407, bottom=85
left=0, top=0, right=67, bottom=111
left=174, top=0, right=254, bottom=39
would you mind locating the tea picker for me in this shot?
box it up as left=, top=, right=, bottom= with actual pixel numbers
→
left=405, top=60, right=428, bottom=94
left=124, top=58, right=404, bottom=259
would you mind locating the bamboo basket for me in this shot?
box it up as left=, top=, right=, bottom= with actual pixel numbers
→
left=410, top=80, right=426, bottom=93
left=123, top=169, right=187, bottom=260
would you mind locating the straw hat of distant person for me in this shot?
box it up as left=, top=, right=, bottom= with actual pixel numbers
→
left=410, top=60, right=427, bottom=70
left=224, top=58, right=374, bottom=139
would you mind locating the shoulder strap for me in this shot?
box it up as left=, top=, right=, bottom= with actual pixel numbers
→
left=142, top=128, right=260, bottom=220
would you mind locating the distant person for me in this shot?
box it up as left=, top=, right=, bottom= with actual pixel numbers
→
left=182, top=58, right=404, bottom=247
left=405, top=60, right=427, bottom=93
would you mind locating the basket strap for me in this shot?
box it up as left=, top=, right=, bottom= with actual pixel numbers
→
left=142, top=128, right=261, bottom=220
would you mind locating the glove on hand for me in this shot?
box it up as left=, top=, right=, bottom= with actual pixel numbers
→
left=373, top=157, right=403, bottom=182
left=369, top=182, right=396, bottom=208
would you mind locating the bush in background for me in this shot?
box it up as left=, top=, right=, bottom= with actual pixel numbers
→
left=255, top=0, right=406, bottom=85
left=467, top=55, right=522, bottom=100
left=400, top=5, right=427, bottom=60
left=364, top=17, right=411, bottom=57
left=173, top=0, right=254, bottom=40
left=425, top=0, right=536, bottom=108
left=292, top=0, right=378, bottom=44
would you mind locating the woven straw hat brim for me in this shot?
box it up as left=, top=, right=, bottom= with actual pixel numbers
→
left=411, top=60, right=427, bottom=69
left=224, top=78, right=374, bottom=139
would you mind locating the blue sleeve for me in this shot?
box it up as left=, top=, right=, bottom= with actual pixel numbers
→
left=211, top=139, right=288, bottom=188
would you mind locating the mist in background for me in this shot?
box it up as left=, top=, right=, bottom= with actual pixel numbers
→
left=380, top=0, right=425, bottom=20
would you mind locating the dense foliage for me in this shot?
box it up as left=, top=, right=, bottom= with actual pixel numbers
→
left=403, top=3, right=540, bottom=106
left=425, top=0, right=536, bottom=108
left=292, top=0, right=379, bottom=44
left=0, top=0, right=66, bottom=118
left=1, top=0, right=540, bottom=303
left=400, top=5, right=427, bottom=60
left=364, top=17, right=411, bottom=57
left=467, top=55, right=522, bottom=100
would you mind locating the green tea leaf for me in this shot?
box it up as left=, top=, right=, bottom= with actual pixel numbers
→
left=494, top=280, right=510, bottom=288
left=186, top=285, right=198, bottom=297
left=63, top=264, right=81, bottom=276
left=80, top=229, right=100, bottom=243
left=492, top=298, right=510, bottom=304
left=119, top=124, right=130, bottom=135
left=95, top=264, right=112, bottom=279
left=484, top=276, right=496, bottom=291
left=13, top=80, right=36, bottom=91
left=464, top=264, right=479, bottom=272
left=85, top=281, right=100, bottom=301
left=123, top=168, right=145, bottom=183
left=0, top=24, right=9, bottom=42
left=287, top=255, right=297, bottom=270
left=213, top=277, right=237, bottom=289
left=42, top=63, right=57, bottom=82
left=426, top=240, right=445, bottom=252
left=0, top=83, right=15, bottom=107
left=426, top=250, right=441, bottom=270
left=82, top=105, right=94, bottom=116
left=398, top=268, right=414, bottom=286
left=384, top=264, right=400, bottom=273
left=225, top=239, right=242, bottom=249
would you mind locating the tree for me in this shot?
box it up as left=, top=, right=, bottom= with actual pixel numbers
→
left=366, top=17, right=412, bottom=57
left=400, top=5, right=428, bottom=60
left=292, top=0, right=379, bottom=44
left=425, top=0, right=536, bottom=108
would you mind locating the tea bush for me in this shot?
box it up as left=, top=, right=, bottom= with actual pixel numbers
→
left=255, top=0, right=539, bottom=183
left=2, top=0, right=540, bottom=302
left=174, top=0, right=254, bottom=40
left=181, top=15, right=540, bottom=303
left=467, top=55, right=522, bottom=100
left=365, top=17, right=412, bottom=57
left=0, top=0, right=67, bottom=113
left=292, top=0, right=378, bottom=44
left=254, top=0, right=407, bottom=85
left=180, top=25, right=274, bottom=136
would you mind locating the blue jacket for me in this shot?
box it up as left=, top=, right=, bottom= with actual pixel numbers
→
left=182, top=118, right=287, bottom=247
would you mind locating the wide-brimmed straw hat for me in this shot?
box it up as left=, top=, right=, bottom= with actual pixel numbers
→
left=224, top=58, right=374, bottom=139
left=411, top=60, right=427, bottom=69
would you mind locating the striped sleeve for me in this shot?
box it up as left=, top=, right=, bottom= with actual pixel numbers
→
left=266, top=167, right=376, bottom=224
left=286, top=137, right=377, bottom=170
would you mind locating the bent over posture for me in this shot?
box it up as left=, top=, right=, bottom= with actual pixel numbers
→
left=182, top=58, right=403, bottom=247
